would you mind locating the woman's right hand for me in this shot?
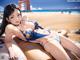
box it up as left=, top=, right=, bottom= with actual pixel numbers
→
left=9, top=47, right=18, bottom=60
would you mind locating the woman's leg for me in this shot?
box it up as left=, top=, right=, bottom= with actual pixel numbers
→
left=37, top=37, right=71, bottom=60
left=14, top=38, right=53, bottom=60
left=60, top=35, right=80, bottom=58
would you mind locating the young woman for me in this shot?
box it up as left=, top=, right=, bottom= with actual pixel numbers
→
left=0, top=4, right=80, bottom=60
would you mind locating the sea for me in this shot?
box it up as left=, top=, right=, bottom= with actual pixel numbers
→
left=21, top=9, right=80, bottom=14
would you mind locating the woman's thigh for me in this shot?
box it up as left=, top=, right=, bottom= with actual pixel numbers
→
left=14, top=38, right=53, bottom=60
left=60, top=35, right=80, bottom=58
left=41, top=37, right=71, bottom=60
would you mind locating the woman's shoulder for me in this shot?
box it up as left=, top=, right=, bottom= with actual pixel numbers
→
left=5, top=24, right=17, bottom=32
left=6, top=24, right=16, bottom=29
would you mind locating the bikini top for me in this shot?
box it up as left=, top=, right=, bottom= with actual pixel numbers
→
left=20, top=20, right=60, bottom=42
left=20, top=20, right=44, bottom=41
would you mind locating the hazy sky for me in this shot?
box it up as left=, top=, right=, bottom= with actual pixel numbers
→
left=0, top=0, right=80, bottom=11
left=30, top=0, right=80, bottom=9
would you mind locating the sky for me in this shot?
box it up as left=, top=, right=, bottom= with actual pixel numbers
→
left=0, top=0, right=80, bottom=11
left=30, top=0, right=80, bottom=9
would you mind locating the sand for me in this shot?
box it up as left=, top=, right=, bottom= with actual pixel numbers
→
left=22, top=12, right=80, bottom=41
left=22, top=12, right=80, bottom=30
left=0, top=12, right=80, bottom=59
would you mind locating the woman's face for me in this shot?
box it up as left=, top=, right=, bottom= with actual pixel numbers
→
left=8, top=9, right=22, bottom=26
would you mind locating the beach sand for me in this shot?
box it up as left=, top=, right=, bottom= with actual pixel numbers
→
left=22, top=12, right=80, bottom=59
left=22, top=12, right=80, bottom=41
left=0, top=12, right=80, bottom=60
left=22, top=12, right=80, bottom=30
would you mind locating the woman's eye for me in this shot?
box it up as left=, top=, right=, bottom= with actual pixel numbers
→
left=10, top=17, right=13, bottom=19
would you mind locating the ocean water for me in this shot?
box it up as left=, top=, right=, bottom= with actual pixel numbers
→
left=21, top=9, right=80, bottom=14
left=0, top=9, right=80, bottom=14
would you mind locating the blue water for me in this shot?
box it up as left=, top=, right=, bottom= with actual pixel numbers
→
left=0, top=9, right=80, bottom=14
left=21, top=9, right=80, bottom=13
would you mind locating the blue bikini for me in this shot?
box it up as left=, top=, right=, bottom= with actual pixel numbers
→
left=22, top=28, right=49, bottom=41
left=20, top=21, right=60, bottom=43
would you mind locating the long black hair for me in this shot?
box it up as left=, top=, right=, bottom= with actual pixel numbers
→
left=0, top=4, right=21, bottom=36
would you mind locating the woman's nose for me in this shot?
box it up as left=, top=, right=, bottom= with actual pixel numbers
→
left=16, top=17, right=20, bottom=21
left=16, top=17, right=19, bottom=20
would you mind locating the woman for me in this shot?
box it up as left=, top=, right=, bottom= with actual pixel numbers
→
left=0, top=4, right=80, bottom=60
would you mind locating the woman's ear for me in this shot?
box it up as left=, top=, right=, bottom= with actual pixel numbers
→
left=6, top=18, right=10, bottom=23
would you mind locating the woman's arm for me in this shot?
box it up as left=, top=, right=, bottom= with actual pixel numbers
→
left=7, top=24, right=26, bottom=40
left=4, top=24, right=17, bottom=59
left=4, top=24, right=26, bottom=59
left=5, top=25, right=14, bottom=48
